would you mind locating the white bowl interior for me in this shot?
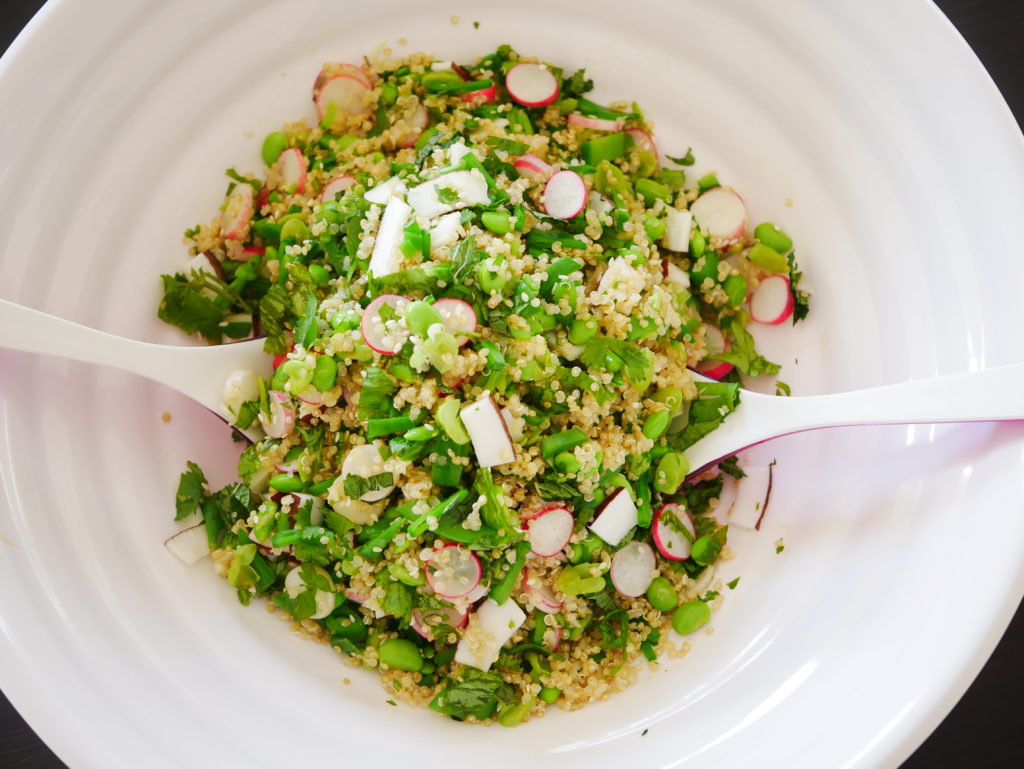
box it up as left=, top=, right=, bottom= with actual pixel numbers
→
left=2, top=1, right=1024, bottom=767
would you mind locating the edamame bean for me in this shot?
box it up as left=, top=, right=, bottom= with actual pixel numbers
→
left=279, top=359, right=314, bottom=392
left=642, top=409, right=670, bottom=440
left=477, top=261, right=508, bottom=292
left=481, top=211, right=513, bottom=235
left=654, top=451, right=688, bottom=494
left=723, top=274, right=747, bottom=306
left=380, top=81, right=398, bottom=105
left=690, top=231, right=706, bottom=258
left=672, top=600, right=711, bottom=635
left=650, top=385, right=683, bottom=415
left=404, top=300, right=443, bottom=338
left=330, top=308, right=360, bottom=330
left=643, top=214, right=666, bottom=241
left=378, top=638, right=423, bottom=672
left=754, top=222, right=793, bottom=254
left=689, top=251, right=719, bottom=285
left=538, top=686, right=561, bottom=704
left=568, top=317, right=598, bottom=345
left=746, top=243, right=790, bottom=273
left=312, top=355, right=338, bottom=392
left=435, top=398, right=471, bottom=444
left=646, top=577, right=679, bottom=612
left=497, top=698, right=533, bottom=727
left=308, top=264, right=331, bottom=286
left=553, top=451, right=582, bottom=475
left=261, top=131, right=287, bottom=166
left=280, top=217, right=310, bottom=246
left=268, top=474, right=304, bottom=493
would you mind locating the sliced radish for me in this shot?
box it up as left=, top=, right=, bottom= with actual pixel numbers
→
left=460, top=394, right=517, bottom=467
left=314, top=62, right=372, bottom=91
left=729, top=465, right=773, bottom=530
left=221, top=182, right=254, bottom=240
left=433, top=298, right=477, bottom=346
left=428, top=211, right=463, bottom=251
left=368, top=195, right=411, bottom=278
left=663, top=261, right=690, bottom=291
left=364, top=175, right=408, bottom=205
left=588, top=487, right=638, bottom=546
left=567, top=113, right=623, bottom=132
left=543, top=624, right=563, bottom=652
left=222, top=368, right=260, bottom=415
left=277, top=148, right=307, bottom=194
left=454, top=597, right=527, bottom=671
left=521, top=568, right=563, bottom=614
left=284, top=565, right=336, bottom=620
left=690, top=186, right=747, bottom=245
left=750, top=275, right=794, bottom=325
left=320, top=174, right=356, bottom=203
left=505, top=63, right=559, bottom=108
left=527, top=506, right=573, bottom=557
left=513, top=153, right=555, bottom=181
left=340, top=442, right=396, bottom=502
left=695, top=323, right=734, bottom=379
left=259, top=390, right=295, bottom=439
left=610, top=541, right=656, bottom=598
left=360, top=293, right=408, bottom=355
left=426, top=544, right=482, bottom=599
left=296, top=386, right=325, bottom=406
left=662, top=208, right=693, bottom=253
left=411, top=605, right=468, bottom=643
left=462, top=83, right=497, bottom=105
left=626, top=129, right=658, bottom=159
left=652, top=503, right=696, bottom=561
left=164, top=524, right=209, bottom=565
left=542, top=170, right=587, bottom=220
left=275, top=457, right=299, bottom=474
left=394, top=103, right=430, bottom=149
left=407, top=170, right=490, bottom=219
left=314, top=74, right=374, bottom=129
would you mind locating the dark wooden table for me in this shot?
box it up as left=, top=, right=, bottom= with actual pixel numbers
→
left=2, top=1, right=1022, bottom=766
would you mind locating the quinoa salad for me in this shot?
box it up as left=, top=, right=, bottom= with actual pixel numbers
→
left=160, top=45, right=809, bottom=725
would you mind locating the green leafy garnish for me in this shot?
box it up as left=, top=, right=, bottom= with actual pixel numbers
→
left=343, top=472, right=394, bottom=499
left=175, top=461, right=207, bottom=520
left=709, top=324, right=780, bottom=378
left=787, top=250, right=811, bottom=324
left=357, top=368, right=397, bottom=421
left=691, top=525, right=728, bottom=566
left=430, top=669, right=515, bottom=720
left=665, top=149, right=695, bottom=166
left=436, top=186, right=460, bottom=205
left=718, top=456, right=746, bottom=480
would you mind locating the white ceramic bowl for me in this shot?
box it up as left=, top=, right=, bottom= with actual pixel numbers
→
left=2, top=1, right=1023, bottom=767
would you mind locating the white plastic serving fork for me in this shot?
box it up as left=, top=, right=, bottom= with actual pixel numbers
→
left=1, top=298, right=1021, bottom=466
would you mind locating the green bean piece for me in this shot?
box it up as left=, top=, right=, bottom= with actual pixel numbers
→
left=690, top=230, right=706, bottom=258
left=404, top=424, right=438, bottom=442
left=404, top=300, right=443, bottom=338
left=746, top=243, right=790, bottom=274
left=308, top=264, right=331, bottom=286
left=646, top=577, right=679, bottom=612
left=268, top=474, right=305, bottom=493
left=697, top=173, right=719, bottom=191
left=497, top=697, right=534, bottom=727
left=538, top=686, right=561, bottom=704
left=643, top=214, right=666, bottom=241
left=279, top=217, right=310, bottom=246
left=312, top=355, right=338, bottom=392
left=481, top=211, right=513, bottom=235
left=650, top=386, right=684, bottom=415
left=366, top=416, right=417, bottom=439
left=635, top=178, right=673, bottom=206
left=754, top=222, right=793, bottom=254
left=489, top=540, right=531, bottom=605
left=642, top=409, right=670, bottom=440
left=672, top=600, right=712, bottom=634
left=722, top=274, right=747, bottom=307
left=306, top=476, right=337, bottom=495
left=552, top=451, right=582, bottom=474
left=407, top=490, right=468, bottom=538
left=567, top=317, right=598, bottom=345
left=378, top=638, right=424, bottom=672
left=654, top=451, right=688, bottom=494
left=261, top=131, right=288, bottom=166
left=435, top=398, right=471, bottom=444
left=540, top=427, right=588, bottom=459
left=581, top=132, right=628, bottom=165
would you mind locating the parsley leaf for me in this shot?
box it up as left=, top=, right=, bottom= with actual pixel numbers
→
left=343, top=472, right=394, bottom=499
left=158, top=274, right=226, bottom=343
left=787, top=250, right=811, bottom=324
left=474, top=468, right=520, bottom=538
left=681, top=477, right=724, bottom=516
left=436, top=186, right=460, bottom=205
left=672, top=380, right=740, bottom=452
left=380, top=580, right=413, bottom=623
left=448, top=236, right=482, bottom=285
left=718, top=456, right=746, bottom=480
left=233, top=400, right=259, bottom=429
left=580, top=338, right=654, bottom=391
left=562, top=68, right=594, bottom=98
left=175, top=461, right=207, bottom=520
left=368, top=262, right=452, bottom=297
left=709, top=323, right=780, bottom=378
left=430, top=669, right=515, bottom=720
left=665, top=149, right=695, bottom=166
left=237, top=444, right=263, bottom=487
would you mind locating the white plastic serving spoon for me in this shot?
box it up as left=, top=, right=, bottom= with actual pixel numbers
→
left=2, top=299, right=1022, bottom=468
left=0, top=299, right=271, bottom=438
left=683, top=363, right=1024, bottom=476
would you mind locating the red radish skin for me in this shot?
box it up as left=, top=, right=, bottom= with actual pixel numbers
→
left=521, top=568, right=563, bottom=614
left=542, top=170, right=587, bottom=220
left=609, top=541, right=657, bottom=598
left=272, top=353, right=288, bottom=370
left=425, top=544, right=482, bottom=599
left=277, top=148, right=307, bottom=194
left=314, top=75, right=373, bottom=129
left=394, top=103, right=430, bottom=149
left=690, top=186, right=748, bottom=245
left=411, top=606, right=468, bottom=643
left=567, top=113, right=622, bottom=132
left=652, top=504, right=696, bottom=561
left=695, top=322, right=734, bottom=379
left=513, top=153, right=555, bottom=181
left=432, top=298, right=477, bottom=346
left=750, top=275, right=795, bottom=325
left=320, top=175, right=356, bottom=203
left=526, top=506, right=573, bottom=557
left=504, top=62, right=560, bottom=107
left=626, top=129, right=658, bottom=159
left=314, top=63, right=371, bottom=91
left=221, top=182, right=254, bottom=240
left=360, top=294, right=408, bottom=355
left=544, top=624, right=563, bottom=653
left=462, top=84, right=497, bottom=105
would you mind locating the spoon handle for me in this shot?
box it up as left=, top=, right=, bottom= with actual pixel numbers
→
left=686, top=362, right=1024, bottom=473
left=0, top=299, right=268, bottom=414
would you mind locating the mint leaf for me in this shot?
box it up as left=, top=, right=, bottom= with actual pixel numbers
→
left=430, top=669, right=515, bottom=720
left=158, top=274, right=225, bottom=343
left=343, top=472, right=394, bottom=499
